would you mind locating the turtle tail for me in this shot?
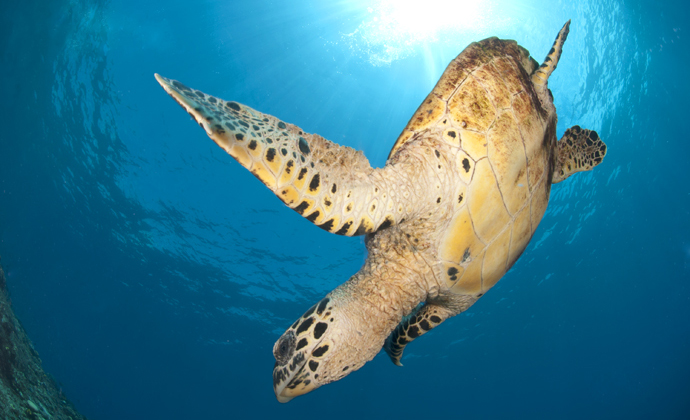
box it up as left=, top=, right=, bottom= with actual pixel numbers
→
left=531, top=20, right=571, bottom=93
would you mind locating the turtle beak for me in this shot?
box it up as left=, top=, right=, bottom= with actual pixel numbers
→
left=273, top=360, right=317, bottom=403
left=272, top=342, right=320, bottom=403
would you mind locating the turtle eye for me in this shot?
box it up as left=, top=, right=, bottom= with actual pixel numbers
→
left=273, top=330, right=295, bottom=365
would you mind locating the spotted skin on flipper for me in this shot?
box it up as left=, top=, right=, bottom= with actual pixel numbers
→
left=552, top=125, right=607, bottom=183
left=155, top=74, right=417, bottom=236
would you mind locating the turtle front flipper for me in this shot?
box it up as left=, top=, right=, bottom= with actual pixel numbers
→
left=552, top=125, right=607, bottom=183
left=384, top=303, right=456, bottom=366
left=155, top=74, right=414, bottom=236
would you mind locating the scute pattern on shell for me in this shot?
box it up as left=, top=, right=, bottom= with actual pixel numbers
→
left=383, top=36, right=558, bottom=296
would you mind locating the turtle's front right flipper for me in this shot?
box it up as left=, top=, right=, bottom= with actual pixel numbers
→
left=155, top=74, right=414, bottom=236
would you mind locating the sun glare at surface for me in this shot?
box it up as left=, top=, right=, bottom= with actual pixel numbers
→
left=345, top=0, right=497, bottom=66
left=377, top=0, right=485, bottom=38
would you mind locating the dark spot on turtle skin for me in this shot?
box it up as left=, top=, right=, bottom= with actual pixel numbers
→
left=346, top=203, right=353, bottom=212
left=447, top=267, right=459, bottom=276
left=324, top=198, right=332, bottom=207
left=434, top=150, right=440, bottom=158
left=397, top=336, right=408, bottom=345
left=172, top=80, right=192, bottom=92
left=378, top=216, right=394, bottom=230
left=235, top=133, right=244, bottom=141
left=316, top=298, right=330, bottom=315
left=299, top=137, right=311, bottom=155
left=335, top=220, right=353, bottom=235
left=313, top=322, right=328, bottom=339
left=462, top=158, right=471, bottom=172
left=278, top=121, right=287, bottom=129
left=308, top=361, right=319, bottom=372
left=248, top=140, right=257, bottom=150
left=419, top=320, right=431, bottom=331
left=296, top=317, right=315, bottom=335
left=207, top=96, right=217, bottom=104
left=303, top=304, right=317, bottom=319
left=297, top=168, right=308, bottom=181
left=227, top=102, right=241, bottom=111
left=448, top=130, right=456, bottom=138
left=253, top=125, right=260, bottom=131
left=458, top=194, right=464, bottom=203
left=285, top=160, right=294, bottom=174
left=407, top=326, right=420, bottom=339
left=274, top=330, right=296, bottom=365
left=370, top=204, right=376, bottom=212
left=461, top=248, right=471, bottom=263
left=266, top=148, right=276, bottom=162
left=309, top=174, right=320, bottom=192
left=289, top=352, right=305, bottom=372
left=312, top=344, right=329, bottom=358
left=291, top=319, right=300, bottom=329
left=238, top=120, right=249, bottom=128
left=273, top=368, right=286, bottom=388
left=354, top=220, right=371, bottom=236
left=342, top=366, right=349, bottom=372
left=331, top=183, right=337, bottom=194
left=296, top=338, right=309, bottom=351
left=306, top=211, right=320, bottom=222
left=317, top=219, right=335, bottom=231
left=477, top=293, right=484, bottom=297
left=437, top=197, right=441, bottom=203
left=294, top=201, right=310, bottom=215
left=430, top=315, right=442, bottom=324
left=266, top=137, right=273, bottom=144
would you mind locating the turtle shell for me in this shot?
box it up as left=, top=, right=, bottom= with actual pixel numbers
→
left=389, top=37, right=558, bottom=297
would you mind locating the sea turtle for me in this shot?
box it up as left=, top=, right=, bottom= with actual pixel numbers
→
left=155, top=20, right=606, bottom=403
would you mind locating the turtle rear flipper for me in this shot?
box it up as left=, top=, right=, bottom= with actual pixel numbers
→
left=552, top=125, right=607, bottom=184
left=155, top=74, right=414, bottom=236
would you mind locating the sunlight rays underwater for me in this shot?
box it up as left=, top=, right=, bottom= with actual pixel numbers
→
left=1, top=0, right=689, bottom=418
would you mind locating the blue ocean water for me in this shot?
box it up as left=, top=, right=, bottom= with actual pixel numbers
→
left=1, top=0, right=688, bottom=418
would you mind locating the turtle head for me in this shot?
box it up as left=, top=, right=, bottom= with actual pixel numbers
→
left=272, top=294, right=382, bottom=402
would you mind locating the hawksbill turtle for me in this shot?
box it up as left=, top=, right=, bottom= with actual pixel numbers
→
left=155, top=20, right=606, bottom=402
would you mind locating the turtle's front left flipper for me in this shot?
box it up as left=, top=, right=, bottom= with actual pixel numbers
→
left=155, top=74, right=415, bottom=236
left=384, top=295, right=476, bottom=366
left=552, top=125, right=607, bottom=183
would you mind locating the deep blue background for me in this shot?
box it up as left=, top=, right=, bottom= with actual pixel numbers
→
left=1, top=0, right=688, bottom=419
